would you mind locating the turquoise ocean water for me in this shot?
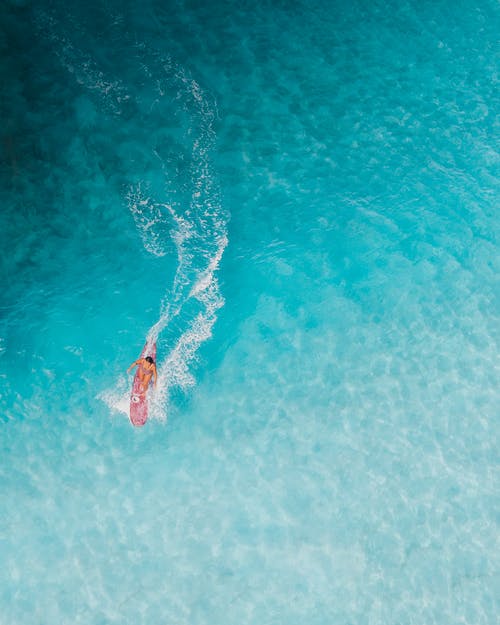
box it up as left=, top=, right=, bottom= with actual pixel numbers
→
left=1, top=0, right=498, bottom=622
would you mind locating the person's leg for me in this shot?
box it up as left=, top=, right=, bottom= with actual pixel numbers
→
left=138, top=373, right=152, bottom=394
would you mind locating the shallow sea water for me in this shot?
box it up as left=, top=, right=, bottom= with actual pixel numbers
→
left=0, top=1, right=499, bottom=623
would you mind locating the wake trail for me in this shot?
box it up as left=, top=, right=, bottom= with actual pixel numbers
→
left=39, top=12, right=229, bottom=422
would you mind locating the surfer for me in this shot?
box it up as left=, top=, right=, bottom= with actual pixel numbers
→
left=127, top=355, right=157, bottom=395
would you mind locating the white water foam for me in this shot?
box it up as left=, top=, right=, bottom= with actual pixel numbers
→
left=35, top=12, right=129, bottom=114
left=141, top=54, right=228, bottom=420
left=126, top=184, right=170, bottom=258
left=40, top=15, right=228, bottom=422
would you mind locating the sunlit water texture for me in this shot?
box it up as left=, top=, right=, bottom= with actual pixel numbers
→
left=0, top=1, right=498, bottom=623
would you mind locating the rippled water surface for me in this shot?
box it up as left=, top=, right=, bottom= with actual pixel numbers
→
left=1, top=1, right=498, bottom=623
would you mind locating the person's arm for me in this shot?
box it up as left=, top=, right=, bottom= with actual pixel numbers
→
left=127, top=359, right=140, bottom=373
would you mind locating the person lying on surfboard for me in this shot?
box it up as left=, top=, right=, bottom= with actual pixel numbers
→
left=127, top=355, right=157, bottom=395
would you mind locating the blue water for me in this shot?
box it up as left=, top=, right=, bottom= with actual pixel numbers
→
left=1, top=0, right=498, bottom=622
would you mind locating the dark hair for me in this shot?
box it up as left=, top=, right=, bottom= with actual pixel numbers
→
left=145, top=356, right=154, bottom=364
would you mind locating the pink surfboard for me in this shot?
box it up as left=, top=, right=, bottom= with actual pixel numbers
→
left=130, top=342, right=157, bottom=427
